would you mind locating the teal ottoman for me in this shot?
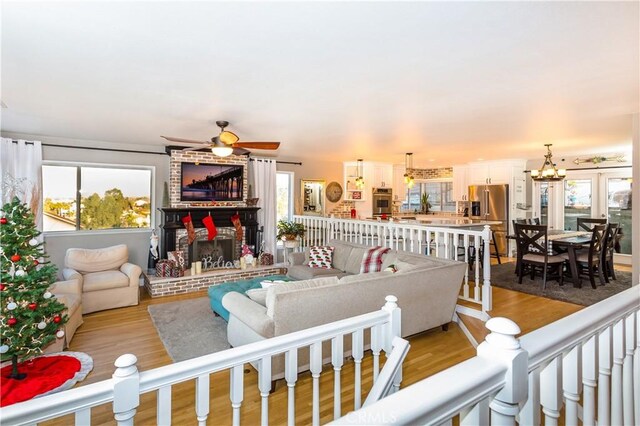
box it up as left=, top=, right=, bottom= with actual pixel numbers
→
left=207, top=275, right=290, bottom=321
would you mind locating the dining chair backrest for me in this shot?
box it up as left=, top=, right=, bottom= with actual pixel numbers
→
left=514, top=224, right=549, bottom=257
left=577, top=217, right=607, bottom=232
left=602, top=222, right=620, bottom=257
left=530, top=217, right=541, bottom=225
left=584, top=224, right=606, bottom=262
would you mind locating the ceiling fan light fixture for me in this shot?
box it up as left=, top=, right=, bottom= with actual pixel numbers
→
left=211, top=146, right=234, bottom=157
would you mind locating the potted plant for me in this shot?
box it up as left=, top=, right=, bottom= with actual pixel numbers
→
left=277, top=220, right=306, bottom=247
left=421, top=193, right=431, bottom=214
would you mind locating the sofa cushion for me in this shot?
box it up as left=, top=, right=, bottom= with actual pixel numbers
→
left=338, top=270, right=393, bottom=283
left=82, top=271, right=129, bottom=292
left=344, top=247, right=369, bottom=274
left=65, top=244, right=128, bottom=273
left=308, top=246, right=334, bottom=269
left=266, top=276, right=339, bottom=317
left=287, top=265, right=348, bottom=280
left=394, top=260, right=418, bottom=273
left=331, top=243, right=353, bottom=271
left=246, top=288, right=268, bottom=306
left=381, top=253, right=398, bottom=270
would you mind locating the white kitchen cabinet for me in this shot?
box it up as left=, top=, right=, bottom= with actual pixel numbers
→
left=371, top=163, right=393, bottom=189
left=452, top=165, right=469, bottom=201
left=467, top=161, right=517, bottom=185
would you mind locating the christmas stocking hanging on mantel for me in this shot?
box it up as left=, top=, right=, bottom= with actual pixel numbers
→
left=202, top=215, right=217, bottom=241
left=231, top=213, right=243, bottom=241
left=182, top=214, right=196, bottom=245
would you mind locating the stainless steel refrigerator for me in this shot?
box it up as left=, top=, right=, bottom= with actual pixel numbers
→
left=468, top=184, right=509, bottom=255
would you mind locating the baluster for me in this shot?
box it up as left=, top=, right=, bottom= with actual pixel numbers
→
left=460, top=397, right=490, bottom=426
left=562, top=345, right=581, bottom=426
left=230, top=365, right=243, bottom=426
left=581, top=335, right=597, bottom=426
left=540, top=356, right=562, bottom=426
left=444, top=231, right=450, bottom=259
left=157, top=386, right=172, bottom=426
left=371, top=324, right=382, bottom=382
left=462, top=233, right=470, bottom=298
left=285, top=349, right=298, bottom=426
left=416, top=229, right=423, bottom=255
left=474, top=234, right=481, bottom=302
left=332, top=335, right=344, bottom=420
left=453, top=231, right=459, bottom=261
left=623, top=313, right=636, bottom=425
left=310, top=342, right=322, bottom=426
left=635, top=311, right=640, bottom=425
left=75, top=408, right=91, bottom=426
left=195, top=374, right=209, bottom=426
left=425, top=230, right=431, bottom=256
left=518, top=368, right=540, bottom=426
left=112, top=354, right=140, bottom=426
left=611, top=319, right=625, bottom=426
left=258, top=356, right=272, bottom=426
left=352, top=329, right=364, bottom=410
left=597, top=326, right=612, bottom=425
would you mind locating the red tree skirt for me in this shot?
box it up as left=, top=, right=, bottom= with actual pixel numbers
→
left=1, top=352, right=93, bottom=407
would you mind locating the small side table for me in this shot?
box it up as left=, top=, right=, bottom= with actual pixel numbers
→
left=283, top=239, right=300, bottom=265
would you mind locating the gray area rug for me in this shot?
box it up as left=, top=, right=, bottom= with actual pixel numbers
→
left=490, top=262, right=632, bottom=306
left=148, top=297, right=230, bottom=362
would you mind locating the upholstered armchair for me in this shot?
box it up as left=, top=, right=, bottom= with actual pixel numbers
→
left=44, top=278, right=83, bottom=353
left=63, top=244, right=141, bottom=314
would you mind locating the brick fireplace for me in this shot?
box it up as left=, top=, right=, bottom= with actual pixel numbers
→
left=178, top=227, right=241, bottom=266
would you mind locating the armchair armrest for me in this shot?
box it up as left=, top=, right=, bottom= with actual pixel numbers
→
left=222, top=292, right=274, bottom=338
left=62, top=268, right=83, bottom=286
left=49, top=279, right=81, bottom=295
left=120, top=262, right=142, bottom=286
left=288, top=252, right=306, bottom=266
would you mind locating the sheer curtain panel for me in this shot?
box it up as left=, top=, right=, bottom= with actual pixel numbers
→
left=249, top=159, right=277, bottom=256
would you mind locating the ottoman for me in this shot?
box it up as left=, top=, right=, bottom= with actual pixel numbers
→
left=207, top=275, right=290, bottom=321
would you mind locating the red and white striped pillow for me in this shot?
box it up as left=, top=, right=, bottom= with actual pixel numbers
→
left=360, top=246, right=391, bottom=273
left=308, top=246, right=335, bottom=269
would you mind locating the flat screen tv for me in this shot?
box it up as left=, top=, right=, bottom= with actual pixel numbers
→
left=180, top=162, right=244, bottom=202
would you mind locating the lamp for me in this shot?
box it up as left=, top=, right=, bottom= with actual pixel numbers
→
left=210, top=137, right=234, bottom=157
left=404, top=153, right=415, bottom=188
left=355, top=159, right=365, bottom=189
left=530, top=144, right=566, bottom=182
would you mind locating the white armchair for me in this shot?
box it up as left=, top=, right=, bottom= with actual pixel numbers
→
left=44, top=278, right=83, bottom=353
left=63, top=244, right=141, bottom=314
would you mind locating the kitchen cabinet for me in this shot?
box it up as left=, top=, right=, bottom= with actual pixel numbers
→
left=452, top=165, right=469, bottom=201
left=467, top=161, right=517, bottom=185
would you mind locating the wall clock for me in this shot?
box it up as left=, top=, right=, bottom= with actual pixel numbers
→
left=326, top=181, right=343, bottom=202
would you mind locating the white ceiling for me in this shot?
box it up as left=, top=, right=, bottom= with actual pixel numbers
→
left=1, top=1, right=638, bottom=167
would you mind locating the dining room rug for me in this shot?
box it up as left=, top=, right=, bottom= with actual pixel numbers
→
left=489, top=262, right=632, bottom=306
left=148, top=297, right=230, bottom=362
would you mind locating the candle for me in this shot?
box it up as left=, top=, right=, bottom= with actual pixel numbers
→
left=195, top=261, right=202, bottom=274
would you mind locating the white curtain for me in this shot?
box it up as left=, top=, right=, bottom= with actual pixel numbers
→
left=0, top=138, right=44, bottom=230
left=249, top=158, right=277, bottom=256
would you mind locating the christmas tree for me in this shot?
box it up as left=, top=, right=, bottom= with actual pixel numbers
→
left=1, top=196, right=68, bottom=380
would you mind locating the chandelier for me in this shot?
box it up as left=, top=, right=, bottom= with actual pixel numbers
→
left=403, top=153, right=415, bottom=188
left=355, top=159, right=365, bottom=189
left=530, top=144, right=566, bottom=182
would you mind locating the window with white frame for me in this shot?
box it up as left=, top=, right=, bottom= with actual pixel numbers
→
left=42, top=164, right=153, bottom=232
left=402, top=181, right=455, bottom=213
left=276, top=171, right=294, bottom=222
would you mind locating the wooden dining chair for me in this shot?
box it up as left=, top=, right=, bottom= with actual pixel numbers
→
left=514, top=224, right=565, bottom=290
left=560, top=224, right=606, bottom=288
left=576, top=217, right=607, bottom=232
left=601, top=223, right=620, bottom=283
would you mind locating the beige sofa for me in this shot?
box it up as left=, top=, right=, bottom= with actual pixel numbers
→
left=222, top=239, right=466, bottom=381
left=44, top=279, right=83, bottom=353
left=63, top=244, right=141, bottom=314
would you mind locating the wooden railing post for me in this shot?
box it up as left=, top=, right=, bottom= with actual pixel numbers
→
left=112, top=354, right=140, bottom=426
left=382, top=295, right=402, bottom=392
left=477, top=318, right=528, bottom=426
left=482, top=225, right=492, bottom=312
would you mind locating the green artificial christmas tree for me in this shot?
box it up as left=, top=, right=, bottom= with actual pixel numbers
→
left=0, top=196, right=68, bottom=380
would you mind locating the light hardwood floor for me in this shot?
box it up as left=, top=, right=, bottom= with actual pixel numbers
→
left=47, top=261, right=628, bottom=425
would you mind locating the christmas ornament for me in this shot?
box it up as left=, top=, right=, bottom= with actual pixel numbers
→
left=0, top=217, right=7, bottom=225
left=7, top=318, right=17, bottom=326
left=0, top=345, right=8, bottom=354
left=33, top=259, right=39, bottom=266
left=15, top=269, right=26, bottom=277
left=28, top=303, right=38, bottom=310
left=202, top=214, right=218, bottom=240
left=43, top=291, right=52, bottom=299
left=0, top=283, right=5, bottom=291
left=37, top=321, right=47, bottom=330
left=7, top=302, right=17, bottom=310
left=11, top=254, right=21, bottom=262
left=28, top=238, right=38, bottom=247
left=56, top=330, right=65, bottom=338
left=53, top=315, right=61, bottom=323
left=0, top=247, right=3, bottom=255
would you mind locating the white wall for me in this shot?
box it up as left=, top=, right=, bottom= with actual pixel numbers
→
left=632, top=114, right=639, bottom=285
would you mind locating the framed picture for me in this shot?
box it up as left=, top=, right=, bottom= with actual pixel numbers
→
left=351, top=191, right=362, bottom=200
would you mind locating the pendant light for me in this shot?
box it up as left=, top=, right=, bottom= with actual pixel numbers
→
left=530, top=144, right=566, bottom=182
left=355, top=159, right=365, bottom=189
left=404, top=153, right=415, bottom=188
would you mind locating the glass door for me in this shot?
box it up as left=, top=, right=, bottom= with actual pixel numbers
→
left=563, top=177, right=596, bottom=230
left=600, top=172, right=632, bottom=262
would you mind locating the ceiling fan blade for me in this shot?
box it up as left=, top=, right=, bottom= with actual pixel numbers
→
left=232, top=147, right=250, bottom=156
left=232, top=142, right=280, bottom=150
left=161, top=136, right=208, bottom=144
left=219, top=130, right=240, bottom=145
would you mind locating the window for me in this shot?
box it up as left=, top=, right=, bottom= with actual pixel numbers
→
left=43, top=164, right=152, bottom=232
left=276, top=172, right=294, bottom=222
left=402, top=181, right=455, bottom=213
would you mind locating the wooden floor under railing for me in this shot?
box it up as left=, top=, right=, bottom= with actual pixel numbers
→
left=43, top=260, right=630, bottom=425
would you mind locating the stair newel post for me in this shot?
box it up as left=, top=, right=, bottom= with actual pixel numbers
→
left=382, top=295, right=402, bottom=392
left=112, top=354, right=140, bottom=426
left=477, top=318, right=528, bottom=426
left=481, top=225, right=492, bottom=312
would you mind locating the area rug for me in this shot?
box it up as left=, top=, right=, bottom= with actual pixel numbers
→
left=490, top=262, right=632, bottom=306
left=0, top=351, right=93, bottom=407
left=148, top=297, right=230, bottom=362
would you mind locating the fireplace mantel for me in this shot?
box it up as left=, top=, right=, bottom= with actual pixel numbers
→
left=158, top=207, right=260, bottom=261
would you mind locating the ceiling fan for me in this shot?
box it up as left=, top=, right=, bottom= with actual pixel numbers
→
left=161, top=121, right=280, bottom=157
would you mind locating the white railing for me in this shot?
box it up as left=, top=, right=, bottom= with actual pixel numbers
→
left=332, top=285, right=640, bottom=425
left=293, top=215, right=492, bottom=312
left=2, top=297, right=403, bottom=426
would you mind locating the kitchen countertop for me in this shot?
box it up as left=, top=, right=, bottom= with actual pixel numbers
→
left=363, top=217, right=501, bottom=228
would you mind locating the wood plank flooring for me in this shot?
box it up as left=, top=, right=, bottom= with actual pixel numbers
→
left=43, top=261, right=625, bottom=425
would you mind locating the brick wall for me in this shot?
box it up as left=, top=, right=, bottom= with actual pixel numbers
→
left=407, top=167, right=453, bottom=179
left=169, top=149, right=249, bottom=208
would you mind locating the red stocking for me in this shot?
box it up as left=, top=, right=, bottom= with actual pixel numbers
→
left=182, top=214, right=196, bottom=245
left=231, top=213, right=243, bottom=241
left=202, top=215, right=218, bottom=241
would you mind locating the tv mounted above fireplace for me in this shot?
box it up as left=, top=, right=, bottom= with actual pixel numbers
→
left=180, top=162, right=244, bottom=202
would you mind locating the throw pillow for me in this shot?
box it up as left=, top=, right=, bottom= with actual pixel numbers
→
left=394, top=260, right=417, bottom=273
left=308, top=246, right=334, bottom=269
left=246, top=288, right=268, bottom=306
left=383, top=264, right=398, bottom=273
left=360, top=246, right=391, bottom=273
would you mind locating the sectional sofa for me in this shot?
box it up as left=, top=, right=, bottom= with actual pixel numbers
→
left=222, top=239, right=467, bottom=381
